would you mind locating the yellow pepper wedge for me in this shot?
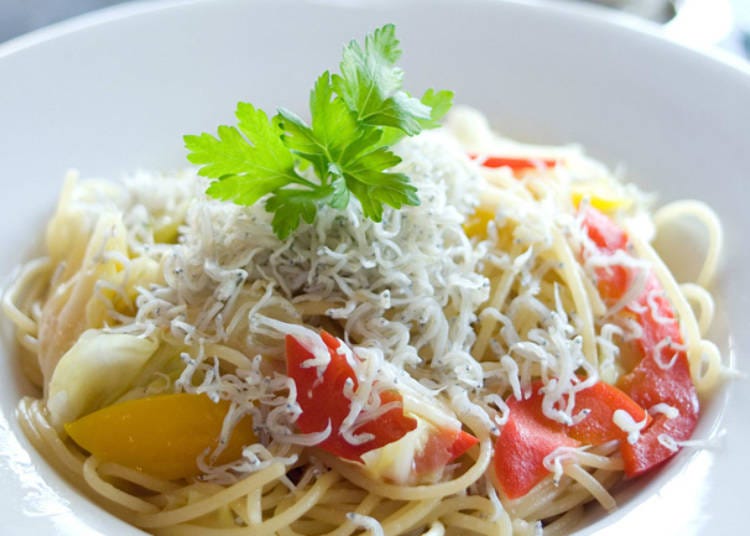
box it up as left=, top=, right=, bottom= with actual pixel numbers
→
left=65, top=393, right=256, bottom=481
left=571, top=188, right=632, bottom=213
left=463, top=205, right=496, bottom=239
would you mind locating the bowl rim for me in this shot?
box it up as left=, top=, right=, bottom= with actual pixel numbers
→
left=1, top=0, right=749, bottom=77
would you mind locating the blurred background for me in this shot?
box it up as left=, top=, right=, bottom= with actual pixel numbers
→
left=1, top=0, right=749, bottom=60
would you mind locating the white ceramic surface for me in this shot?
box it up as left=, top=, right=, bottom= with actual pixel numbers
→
left=0, top=0, right=747, bottom=534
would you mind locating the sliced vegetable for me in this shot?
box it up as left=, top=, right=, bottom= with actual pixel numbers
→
left=469, top=154, right=557, bottom=172
left=434, top=428, right=480, bottom=466
left=362, top=404, right=478, bottom=485
left=463, top=204, right=496, bottom=239
left=39, top=212, right=129, bottom=385
left=494, top=380, right=647, bottom=499
left=581, top=207, right=631, bottom=303
left=581, top=207, right=628, bottom=253
left=286, top=329, right=477, bottom=480
left=567, top=381, right=650, bottom=446
left=571, top=186, right=632, bottom=213
left=46, top=330, right=158, bottom=431
left=286, top=330, right=417, bottom=462
left=65, top=393, right=255, bottom=481
left=581, top=207, right=700, bottom=476
left=617, top=275, right=699, bottom=475
left=494, top=387, right=578, bottom=499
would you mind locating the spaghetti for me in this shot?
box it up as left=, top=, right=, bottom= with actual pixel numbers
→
left=3, top=106, right=724, bottom=535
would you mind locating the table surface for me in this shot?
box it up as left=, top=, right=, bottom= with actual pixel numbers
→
left=1, top=0, right=127, bottom=43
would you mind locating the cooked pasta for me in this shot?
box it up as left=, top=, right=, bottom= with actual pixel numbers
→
left=3, top=105, right=724, bottom=535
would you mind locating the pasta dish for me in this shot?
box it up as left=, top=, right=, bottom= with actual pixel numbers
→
left=1, top=25, right=724, bottom=536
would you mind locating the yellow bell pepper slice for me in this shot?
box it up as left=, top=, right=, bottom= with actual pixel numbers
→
left=571, top=187, right=632, bottom=213
left=65, top=393, right=256, bottom=480
left=463, top=205, right=496, bottom=239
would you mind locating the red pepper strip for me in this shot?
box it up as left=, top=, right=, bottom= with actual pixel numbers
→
left=617, top=275, right=699, bottom=476
left=449, top=429, right=481, bottom=459
left=494, top=387, right=578, bottom=499
left=567, top=381, right=650, bottom=445
left=468, top=154, right=558, bottom=171
left=286, top=331, right=417, bottom=462
left=582, top=206, right=630, bottom=303
left=581, top=206, right=629, bottom=253
left=414, top=427, right=479, bottom=476
left=494, top=380, right=646, bottom=499
left=581, top=208, right=699, bottom=476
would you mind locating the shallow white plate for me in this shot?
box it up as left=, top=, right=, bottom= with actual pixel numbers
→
left=0, top=0, right=747, bottom=534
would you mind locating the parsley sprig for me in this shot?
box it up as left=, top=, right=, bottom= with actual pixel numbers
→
left=184, top=24, right=453, bottom=239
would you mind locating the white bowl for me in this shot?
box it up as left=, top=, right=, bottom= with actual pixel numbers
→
left=0, top=0, right=747, bottom=534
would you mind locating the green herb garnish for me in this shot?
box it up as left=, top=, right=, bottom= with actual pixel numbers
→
left=184, top=24, right=452, bottom=239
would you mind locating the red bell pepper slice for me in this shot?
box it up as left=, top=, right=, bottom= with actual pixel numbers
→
left=568, top=381, right=650, bottom=446
left=581, top=207, right=631, bottom=303
left=287, top=330, right=478, bottom=476
left=581, top=208, right=700, bottom=476
left=413, top=426, right=479, bottom=476
left=616, top=275, right=699, bottom=476
left=582, top=206, right=629, bottom=253
left=469, top=154, right=558, bottom=172
left=286, top=331, right=417, bottom=462
left=494, top=386, right=578, bottom=499
left=494, top=380, right=647, bottom=499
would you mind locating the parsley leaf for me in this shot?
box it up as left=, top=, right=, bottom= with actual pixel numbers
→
left=332, top=24, right=430, bottom=134
left=186, top=103, right=310, bottom=207
left=184, top=23, right=453, bottom=239
left=266, top=188, right=324, bottom=240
